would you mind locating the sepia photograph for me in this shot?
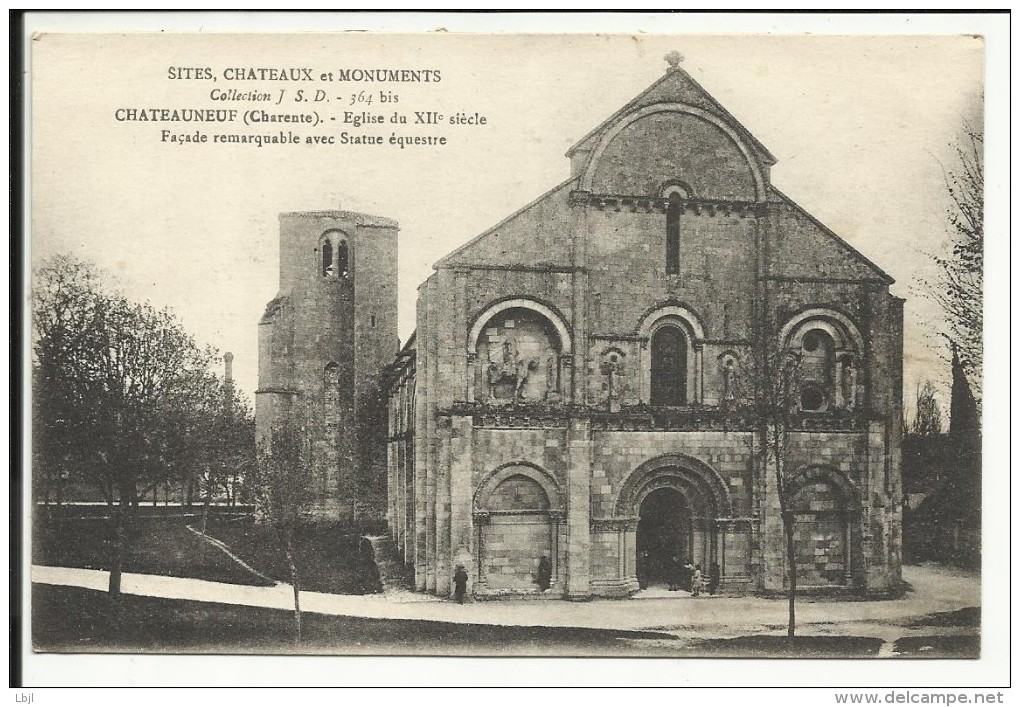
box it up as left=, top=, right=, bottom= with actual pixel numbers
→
left=17, top=12, right=1008, bottom=691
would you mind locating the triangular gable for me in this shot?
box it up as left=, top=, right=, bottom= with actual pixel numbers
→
left=435, top=178, right=576, bottom=268
left=567, top=65, right=776, bottom=167
left=770, top=187, right=894, bottom=284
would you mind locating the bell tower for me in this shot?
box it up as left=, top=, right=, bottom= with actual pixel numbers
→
left=257, top=206, right=398, bottom=520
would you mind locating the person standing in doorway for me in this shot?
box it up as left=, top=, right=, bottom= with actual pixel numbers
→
left=691, top=563, right=703, bottom=597
left=637, top=548, right=650, bottom=590
left=709, top=561, right=721, bottom=595
left=536, top=555, right=552, bottom=592
left=453, top=563, right=468, bottom=604
left=668, top=555, right=681, bottom=591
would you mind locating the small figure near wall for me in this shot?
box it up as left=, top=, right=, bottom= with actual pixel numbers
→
left=536, top=555, right=552, bottom=592
left=691, top=564, right=703, bottom=597
left=453, top=564, right=468, bottom=604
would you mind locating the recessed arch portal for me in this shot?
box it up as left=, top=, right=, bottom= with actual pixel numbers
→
left=618, top=454, right=731, bottom=589
left=787, top=465, right=860, bottom=588
left=473, top=462, right=564, bottom=594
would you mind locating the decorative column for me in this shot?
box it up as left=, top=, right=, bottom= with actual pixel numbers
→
left=466, top=352, right=477, bottom=403
left=473, top=511, right=490, bottom=594
left=549, top=509, right=563, bottom=588
left=434, top=415, right=452, bottom=596
left=559, top=354, right=573, bottom=404
left=844, top=511, right=853, bottom=588
left=565, top=190, right=591, bottom=600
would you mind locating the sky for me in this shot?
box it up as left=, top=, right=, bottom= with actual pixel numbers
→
left=30, top=29, right=986, bottom=417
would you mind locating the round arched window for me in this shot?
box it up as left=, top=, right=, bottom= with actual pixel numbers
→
left=802, top=330, right=822, bottom=352
left=800, top=382, right=826, bottom=412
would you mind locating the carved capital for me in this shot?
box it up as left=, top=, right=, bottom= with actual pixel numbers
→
left=590, top=515, right=639, bottom=532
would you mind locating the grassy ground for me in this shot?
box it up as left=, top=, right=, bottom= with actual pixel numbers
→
left=201, top=518, right=381, bottom=594
left=32, top=514, right=272, bottom=587
left=32, top=585, right=677, bottom=657
left=32, top=514, right=381, bottom=594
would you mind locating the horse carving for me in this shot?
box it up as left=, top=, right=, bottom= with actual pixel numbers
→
left=487, top=338, right=540, bottom=401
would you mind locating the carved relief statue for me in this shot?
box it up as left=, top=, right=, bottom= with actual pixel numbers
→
left=545, top=356, right=558, bottom=401
left=487, top=337, right=539, bottom=402
left=721, top=357, right=738, bottom=403
left=599, top=351, right=626, bottom=412
left=840, top=356, right=857, bottom=410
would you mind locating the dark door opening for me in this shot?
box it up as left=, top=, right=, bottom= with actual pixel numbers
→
left=636, top=487, right=690, bottom=588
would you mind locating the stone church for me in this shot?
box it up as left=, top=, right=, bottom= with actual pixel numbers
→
left=259, top=55, right=904, bottom=600
left=385, top=57, right=903, bottom=600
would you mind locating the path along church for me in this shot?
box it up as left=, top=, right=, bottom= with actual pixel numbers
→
left=261, top=56, right=904, bottom=601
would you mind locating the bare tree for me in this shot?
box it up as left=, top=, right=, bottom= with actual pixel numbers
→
left=924, top=122, right=983, bottom=403
left=751, top=322, right=803, bottom=638
left=252, top=420, right=313, bottom=644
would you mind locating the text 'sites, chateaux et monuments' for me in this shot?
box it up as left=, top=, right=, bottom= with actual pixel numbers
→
left=258, top=53, right=904, bottom=601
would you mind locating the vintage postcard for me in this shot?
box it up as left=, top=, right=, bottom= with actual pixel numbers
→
left=19, top=12, right=1008, bottom=691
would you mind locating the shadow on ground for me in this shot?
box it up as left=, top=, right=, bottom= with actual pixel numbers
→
left=893, top=636, right=979, bottom=658
left=684, top=635, right=885, bottom=658
left=32, top=585, right=678, bottom=657
left=32, top=515, right=381, bottom=594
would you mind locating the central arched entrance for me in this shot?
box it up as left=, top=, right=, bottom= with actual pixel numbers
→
left=617, top=453, right=733, bottom=594
left=636, top=487, right=691, bottom=587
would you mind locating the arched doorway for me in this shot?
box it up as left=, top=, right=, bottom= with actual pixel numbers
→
left=636, top=487, right=690, bottom=587
left=617, top=454, right=732, bottom=594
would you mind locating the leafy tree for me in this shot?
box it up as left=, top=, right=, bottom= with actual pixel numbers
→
left=32, top=255, right=224, bottom=606
left=252, top=419, right=314, bottom=644
left=911, top=380, right=944, bottom=436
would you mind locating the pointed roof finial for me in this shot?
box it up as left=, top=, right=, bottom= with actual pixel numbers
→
left=665, top=50, right=684, bottom=71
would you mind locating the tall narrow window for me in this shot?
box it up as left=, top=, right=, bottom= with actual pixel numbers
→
left=321, top=239, right=334, bottom=276
left=651, top=325, right=687, bottom=406
left=666, top=192, right=681, bottom=275
left=337, top=240, right=350, bottom=277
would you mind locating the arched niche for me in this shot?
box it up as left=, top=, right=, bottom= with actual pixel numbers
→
left=473, top=462, right=565, bottom=513
left=467, top=299, right=572, bottom=405
left=780, top=308, right=864, bottom=412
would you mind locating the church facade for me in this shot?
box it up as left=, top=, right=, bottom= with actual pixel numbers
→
left=385, top=59, right=904, bottom=599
